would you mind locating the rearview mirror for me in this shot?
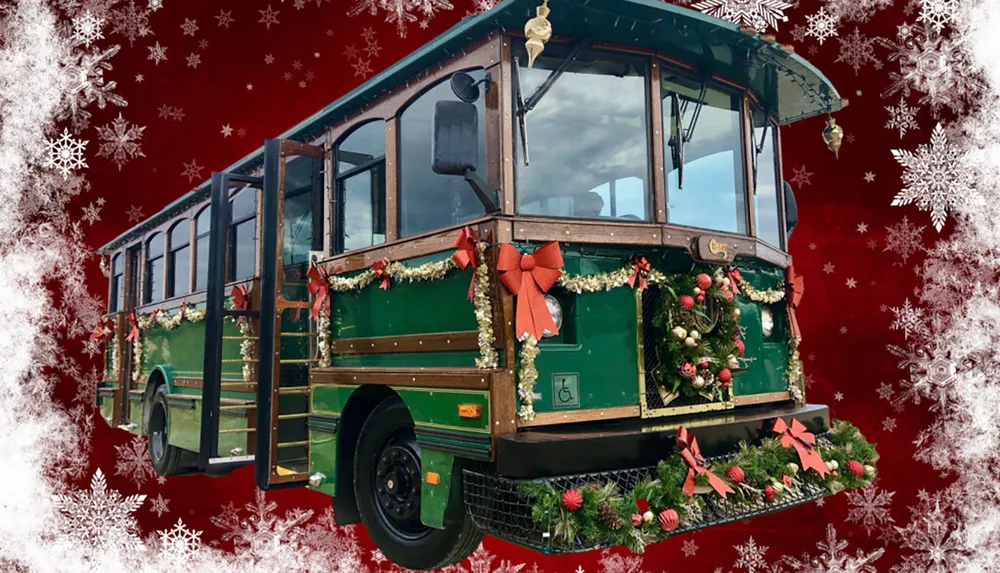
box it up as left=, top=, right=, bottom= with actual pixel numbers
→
left=783, top=181, right=798, bottom=238
left=432, top=100, right=478, bottom=176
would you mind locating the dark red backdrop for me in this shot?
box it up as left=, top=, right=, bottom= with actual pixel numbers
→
left=74, top=1, right=936, bottom=570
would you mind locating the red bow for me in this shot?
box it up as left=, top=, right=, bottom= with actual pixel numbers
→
left=372, top=259, right=391, bottom=290
left=785, top=265, right=804, bottom=339
left=231, top=285, right=250, bottom=311
left=726, top=267, right=743, bottom=295
left=676, top=427, right=734, bottom=499
left=91, top=316, right=115, bottom=342
left=126, top=312, right=140, bottom=342
left=452, top=227, right=480, bottom=301
left=306, top=262, right=329, bottom=319
left=773, top=417, right=828, bottom=477
left=628, top=256, right=650, bottom=290
left=497, top=242, right=564, bottom=340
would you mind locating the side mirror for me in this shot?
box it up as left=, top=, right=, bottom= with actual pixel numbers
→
left=783, top=180, right=798, bottom=238
left=431, top=100, right=499, bottom=213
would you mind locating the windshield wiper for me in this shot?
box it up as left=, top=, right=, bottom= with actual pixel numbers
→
left=514, top=37, right=592, bottom=166
left=666, top=76, right=711, bottom=190
left=750, top=120, right=770, bottom=195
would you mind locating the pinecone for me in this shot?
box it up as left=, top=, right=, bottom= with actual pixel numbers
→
left=597, top=501, right=624, bottom=530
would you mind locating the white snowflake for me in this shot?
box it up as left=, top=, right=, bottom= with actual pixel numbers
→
left=682, top=539, right=699, bottom=557
left=835, top=27, right=882, bottom=75
left=889, top=298, right=926, bottom=340
left=885, top=97, right=919, bottom=139
left=890, top=495, right=965, bottom=573
left=96, top=113, right=145, bottom=170
left=110, top=0, right=153, bottom=46
left=211, top=490, right=314, bottom=563
left=216, top=9, right=234, bottom=28
left=298, top=507, right=366, bottom=572
left=61, top=44, right=127, bottom=130
left=259, top=4, right=281, bottom=30
left=114, top=435, right=155, bottom=489
left=81, top=200, right=102, bottom=224
left=781, top=524, right=885, bottom=572
left=45, top=128, right=88, bottom=179
left=72, top=10, right=104, bottom=47
left=469, top=0, right=498, bottom=14
left=461, top=544, right=527, bottom=573
left=918, top=0, right=958, bottom=34
left=148, top=0, right=164, bottom=11
left=150, top=493, right=170, bottom=517
left=891, top=123, right=974, bottom=232
left=884, top=216, right=925, bottom=264
left=181, top=159, right=203, bottom=182
left=186, top=53, right=201, bottom=68
left=734, top=537, right=769, bottom=573
left=180, top=18, right=198, bottom=36
left=52, top=468, right=146, bottom=552
left=824, top=0, right=893, bottom=23
left=889, top=343, right=957, bottom=411
left=348, top=0, right=453, bottom=38
left=846, top=484, right=896, bottom=535
left=157, top=519, right=203, bottom=565
left=690, top=0, right=791, bottom=32
left=805, top=8, right=838, bottom=45
left=147, top=41, right=167, bottom=65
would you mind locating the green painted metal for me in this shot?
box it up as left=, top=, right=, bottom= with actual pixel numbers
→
left=419, top=448, right=455, bottom=529
left=312, top=384, right=491, bottom=435
left=127, top=393, right=144, bottom=435
left=308, top=427, right=338, bottom=496
left=311, top=384, right=354, bottom=416
left=159, top=398, right=250, bottom=454
left=331, top=351, right=487, bottom=368
left=138, top=317, right=245, bottom=380
left=730, top=258, right=790, bottom=396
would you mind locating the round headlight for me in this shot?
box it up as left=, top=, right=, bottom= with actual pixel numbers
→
left=761, top=306, right=774, bottom=338
left=542, top=294, right=562, bottom=338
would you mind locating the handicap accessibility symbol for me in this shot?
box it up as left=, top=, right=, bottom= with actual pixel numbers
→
left=552, top=373, right=580, bottom=409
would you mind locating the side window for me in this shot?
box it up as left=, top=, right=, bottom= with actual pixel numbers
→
left=751, top=108, right=782, bottom=249
left=283, top=156, right=320, bottom=266
left=167, top=221, right=191, bottom=298
left=399, top=70, right=488, bottom=237
left=194, top=207, right=210, bottom=291
left=110, top=253, right=124, bottom=312
left=145, top=233, right=165, bottom=304
left=228, top=187, right=257, bottom=281
left=335, top=121, right=386, bottom=253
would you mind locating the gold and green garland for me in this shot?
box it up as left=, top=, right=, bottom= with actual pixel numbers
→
left=519, top=420, right=877, bottom=553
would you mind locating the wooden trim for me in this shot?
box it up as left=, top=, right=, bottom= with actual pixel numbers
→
left=732, top=391, right=792, bottom=407
left=323, top=134, right=334, bottom=257
left=490, top=369, right=517, bottom=441
left=330, top=330, right=482, bottom=355
left=775, top=121, right=788, bottom=250
left=755, top=240, right=791, bottom=268
left=742, top=94, right=757, bottom=239
left=485, top=54, right=501, bottom=197
left=384, top=118, right=398, bottom=242
left=280, top=139, right=324, bottom=159
left=518, top=405, right=641, bottom=428
left=310, top=368, right=492, bottom=390
left=499, top=37, right=515, bottom=216
left=513, top=218, right=663, bottom=245
left=172, top=377, right=258, bottom=394
left=649, top=60, right=666, bottom=224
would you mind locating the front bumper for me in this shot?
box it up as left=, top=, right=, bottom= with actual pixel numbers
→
left=465, top=403, right=830, bottom=553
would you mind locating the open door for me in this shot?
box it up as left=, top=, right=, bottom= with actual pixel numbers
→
left=255, top=138, right=325, bottom=489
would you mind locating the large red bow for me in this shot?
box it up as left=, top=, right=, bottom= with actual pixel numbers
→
left=773, top=417, right=828, bottom=477
left=306, top=262, right=329, bottom=319
left=126, top=312, right=140, bottom=342
left=785, top=265, right=804, bottom=339
left=231, top=285, right=250, bottom=311
left=452, top=227, right=480, bottom=301
left=91, top=316, right=115, bottom=342
left=726, top=267, right=743, bottom=295
left=628, top=255, right=650, bottom=291
left=676, top=427, right=734, bottom=498
left=372, top=259, right=390, bottom=290
left=497, top=242, right=564, bottom=340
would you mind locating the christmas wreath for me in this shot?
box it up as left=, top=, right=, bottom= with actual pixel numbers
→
left=650, top=267, right=744, bottom=402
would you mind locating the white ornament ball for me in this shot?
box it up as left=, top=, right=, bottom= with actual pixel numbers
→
left=728, top=356, right=740, bottom=369
left=829, top=460, right=839, bottom=471
left=672, top=326, right=688, bottom=339
left=692, top=376, right=706, bottom=389
left=864, top=465, right=876, bottom=477
left=824, top=461, right=835, bottom=472
left=722, top=277, right=731, bottom=287
left=684, top=337, right=697, bottom=348
left=643, top=511, right=655, bottom=523
left=693, top=287, right=702, bottom=295
left=734, top=308, right=741, bottom=316
left=771, top=482, right=784, bottom=493
left=690, top=330, right=700, bottom=340
left=786, top=463, right=799, bottom=475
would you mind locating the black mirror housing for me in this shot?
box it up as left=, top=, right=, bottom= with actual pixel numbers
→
left=432, top=100, right=478, bottom=176
left=783, top=180, right=798, bottom=238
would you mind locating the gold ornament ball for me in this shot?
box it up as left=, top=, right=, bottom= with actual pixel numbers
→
left=642, top=510, right=655, bottom=523
left=864, top=465, right=876, bottom=477
left=672, top=326, right=687, bottom=340
left=684, top=337, right=697, bottom=348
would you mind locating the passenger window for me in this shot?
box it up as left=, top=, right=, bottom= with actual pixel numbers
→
left=751, top=108, right=782, bottom=249
left=284, top=156, right=319, bottom=266
left=229, top=187, right=257, bottom=281
left=194, top=207, right=210, bottom=291
left=145, top=233, right=165, bottom=304
left=662, top=68, right=748, bottom=235
left=167, top=221, right=191, bottom=298
left=110, top=253, right=124, bottom=312
left=399, top=71, right=487, bottom=237
left=335, top=121, right=386, bottom=253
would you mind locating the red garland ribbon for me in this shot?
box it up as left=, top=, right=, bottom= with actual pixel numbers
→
left=372, top=259, right=391, bottom=290
left=178, top=301, right=187, bottom=321
left=452, top=226, right=479, bottom=301
left=785, top=265, right=804, bottom=339
left=773, top=417, right=828, bottom=477
left=126, top=312, right=140, bottom=342
left=726, top=267, right=743, bottom=295
left=676, top=426, right=735, bottom=499
left=496, top=242, right=564, bottom=341
left=628, top=255, right=650, bottom=291
left=91, top=316, right=115, bottom=342
left=306, top=262, right=329, bottom=319
left=231, top=285, right=250, bottom=311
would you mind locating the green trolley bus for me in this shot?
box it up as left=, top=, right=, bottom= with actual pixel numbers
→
left=94, top=0, right=877, bottom=569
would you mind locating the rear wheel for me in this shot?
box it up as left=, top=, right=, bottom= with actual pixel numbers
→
left=147, top=385, right=196, bottom=476
left=354, top=397, right=482, bottom=571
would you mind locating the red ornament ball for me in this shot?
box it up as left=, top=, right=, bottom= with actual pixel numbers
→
left=763, top=485, right=775, bottom=502
left=717, top=368, right=733, bottom=384
left=696, top=273, right=713, bottom=290
left=846, top=460, right=865, bottom=477
left=680, top=362, right=697, bottom=379
left=782, top=475, right=793, bottom=488
left=733, top=339, right=745, bottom=356
left=631, top=513, right=643, bottom=527
left=635, top=498, right=649, bottom=513
left=724, top=289, right=734, bottom=301
left=699, top=360, right=710, bottom=369
left=696, top=294, right=705, bottom=303
left=658, top=508, right=679, bottom=531
left=725, top=466, right=745, bottom=484
left=679, top=295, right=695, bottom=310
left=562, top=489, right=583, bottom=512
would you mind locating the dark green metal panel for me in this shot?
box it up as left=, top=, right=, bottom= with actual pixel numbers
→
left=312, top=384, right=490, bottom=435
left=730, top=258, right=790, bottom=396
left=308, top=427, right=338, bottom=496
left=138, top=313, right=245, bottom=380
left=419, top=448, right=455, bottom=529
left=311, top=384, right=354, bottom=416
left=331, top=350, right=488, bottom=368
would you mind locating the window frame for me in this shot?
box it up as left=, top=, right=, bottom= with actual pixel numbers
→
left=227, top=186, right=258, bottom=282
left=333, top=119, right=387, bottom=255
left=109, top=252, right=124, bottom=313
left=193, top=205, right=211, bottom=293
left=143, top=232, right=166, bottom=305
left=166, top=219, right=192, bottom=299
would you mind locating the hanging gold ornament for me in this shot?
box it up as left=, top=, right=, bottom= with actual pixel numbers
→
left=822, top=116, right=844, bottom=159
left=524, top=0, right=552, bottom=68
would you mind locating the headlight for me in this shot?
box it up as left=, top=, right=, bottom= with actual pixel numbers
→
left=542, top=294, right=562, bottom=338
left=761, top=306, right=774, bottom=338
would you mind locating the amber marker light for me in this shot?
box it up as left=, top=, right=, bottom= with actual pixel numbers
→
left=425, top=472, right=441, bottom=486
left=458, top=404, right=483, bottom=419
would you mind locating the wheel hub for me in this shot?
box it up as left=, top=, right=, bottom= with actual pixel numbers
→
left=374, top=442, right=423, bottom=532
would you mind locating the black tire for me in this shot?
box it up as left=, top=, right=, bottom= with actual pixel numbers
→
left=354, top=397, right=483, bottom=571
left=147, top=385, right=197, bottom=477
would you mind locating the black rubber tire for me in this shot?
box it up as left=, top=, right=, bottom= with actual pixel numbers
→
left=354, top=397, right=483, bottom=571
left=147, top=385, right=197, bottom=477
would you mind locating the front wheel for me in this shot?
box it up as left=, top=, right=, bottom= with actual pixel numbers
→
left=354, top=397, right=482, bottom=571
left=147, top=385, right=196, bottom=476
